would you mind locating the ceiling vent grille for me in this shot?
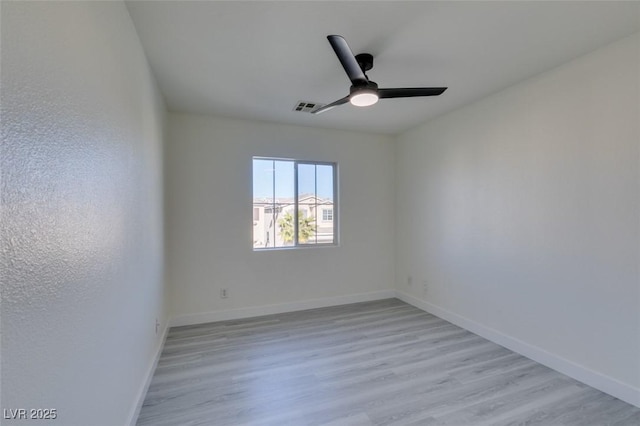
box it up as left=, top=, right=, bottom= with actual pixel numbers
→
left=293, top=101, right=323, bottom=113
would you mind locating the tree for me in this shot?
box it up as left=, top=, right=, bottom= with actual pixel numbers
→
left=278, top=210, right=316, bottom=244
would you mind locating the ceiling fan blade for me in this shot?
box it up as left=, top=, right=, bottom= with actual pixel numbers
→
left=327, top=35, right=368, bottom=85
left=378, top=87, right=447, bottom=99
left=311, top=96, right=350, bottom=114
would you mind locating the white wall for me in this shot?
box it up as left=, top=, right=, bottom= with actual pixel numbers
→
left=395, top=33, right=639, bottom=404
left=1, top=2, right=167, bottom=425
left=166, top=114, right=395, bottom=323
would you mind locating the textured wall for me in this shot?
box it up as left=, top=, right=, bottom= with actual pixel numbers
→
left=396, top=33, right=639, bottom=396
left=166, top=113, right=395, bottom=321
left=1, top=2, right=166, bottom=425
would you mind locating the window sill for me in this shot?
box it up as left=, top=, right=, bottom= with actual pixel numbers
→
left=252, top=243, right=339, bottom=252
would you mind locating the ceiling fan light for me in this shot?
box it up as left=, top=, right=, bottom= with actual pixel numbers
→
left=350, top=90, right=379, bottom=107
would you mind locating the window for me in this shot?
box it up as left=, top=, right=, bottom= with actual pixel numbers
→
left=252, top=157, right=337, bottom=249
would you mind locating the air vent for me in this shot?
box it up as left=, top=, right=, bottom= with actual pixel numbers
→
left=293, top=101, right=323, bottom=113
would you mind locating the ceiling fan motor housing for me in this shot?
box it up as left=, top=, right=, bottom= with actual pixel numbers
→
left=350, top=81, right=378, bottom=94
left=355, top=53, right=374, bottom=72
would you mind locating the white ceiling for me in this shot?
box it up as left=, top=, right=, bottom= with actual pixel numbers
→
left=126, top=1, right=639, bottom=135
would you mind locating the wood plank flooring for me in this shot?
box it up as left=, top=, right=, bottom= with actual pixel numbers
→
left=137, top=299, right=640, bottom=426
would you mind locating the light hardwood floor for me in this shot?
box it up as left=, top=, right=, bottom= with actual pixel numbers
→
left=137, top=299, right=639, bottom=426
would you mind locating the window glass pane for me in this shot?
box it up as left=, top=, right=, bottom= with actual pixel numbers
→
left=316, top=164, right=334, bottom=200
left=253, top=159, right=275, bottom=249
left=315, top=164, right=335, bottom=244
left=297, top=164, right=317, bottom=245
left=273, top=160, right=294, bottom=248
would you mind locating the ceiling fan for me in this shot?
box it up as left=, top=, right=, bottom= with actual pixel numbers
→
left=312, top=35, right=447, bottom=114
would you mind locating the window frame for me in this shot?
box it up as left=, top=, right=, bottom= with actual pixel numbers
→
left=252, top=156, right=339, bottom=250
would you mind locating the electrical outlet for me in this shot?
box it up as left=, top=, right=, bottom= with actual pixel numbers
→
left=220, top=288, right=229, bottom=299
left=407, top=275, right=413, bottom=287
left=422, top=280, right=428, bottom=294
left=155, top=318, right=160, bottom=335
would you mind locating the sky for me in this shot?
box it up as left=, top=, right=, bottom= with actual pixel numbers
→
left=252, top=159, right=334, bottom=200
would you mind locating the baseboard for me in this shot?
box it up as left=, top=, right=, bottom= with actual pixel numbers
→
left=395, top=290, right=640, bottom=408
left=169, top=290, right=396, bottom=328
left=127, top=321, right=170, bottom=426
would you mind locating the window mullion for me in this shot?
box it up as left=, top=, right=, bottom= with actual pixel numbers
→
left=333, top=163, right=338, bottom=245
left=271, top=160, right=276, bottom=248
left=294, top=161, right=299, bottom=247
left=314, top=165, right=318, bottom=244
